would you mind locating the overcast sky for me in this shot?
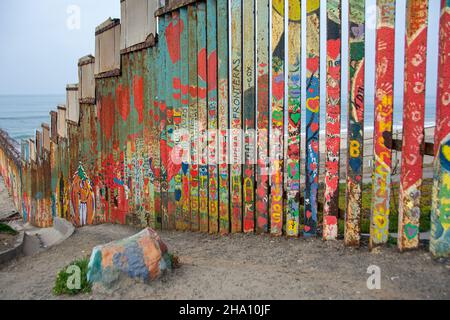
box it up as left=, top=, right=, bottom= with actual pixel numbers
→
left=0, top=0, right=120, bottom=95
left=0, top=0, right=441, bottom=104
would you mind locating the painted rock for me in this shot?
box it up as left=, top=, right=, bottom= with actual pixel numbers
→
left=87, top=228, right=174, bottom=287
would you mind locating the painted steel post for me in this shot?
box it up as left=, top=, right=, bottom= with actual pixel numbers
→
left=231, top=0, right=243, bottom=233
left=286, top=0, right=301, bottom=237
left=188, top=4, right=200, bottom=232
left=345, top=0, right=365, bottom=247
left=243, top=0, right=256, bottom=233
left=217, top=0, right=230, bottom=235
left=323, top=0, right=342, bottom=240
left=305, top=0, right=320, bottom=237
left=256, top=0, right=270, bottom=234
left=207, top=0, right=219, bottom=234
left=159, top=15, right=169, bottom=230
left=197, top=2, right=209, bottom=233
left=270, top=0, right=285, bottom=236
left=430, top=0, right=450, bottom=258
left=179, top=7, right=191, bottom=231
left=369, top=0, right=396, bottom=249
left=398, top=0, right=428, bottom=252
left=169, top=11, right=183, bottom=231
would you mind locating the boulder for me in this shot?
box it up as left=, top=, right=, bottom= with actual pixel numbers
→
left=87, top=228, right=174, bottom=287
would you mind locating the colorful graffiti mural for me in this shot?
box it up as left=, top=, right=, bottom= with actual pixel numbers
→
left=70, top=164, right=95, bottom=226
left=0, top=0, right=447, bottom=259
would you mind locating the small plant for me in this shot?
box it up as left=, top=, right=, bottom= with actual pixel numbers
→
left=53, top=257, right=92, bottom=296
left=0, top=223, right=17, bottom=235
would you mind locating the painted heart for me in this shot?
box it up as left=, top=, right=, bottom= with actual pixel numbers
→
left=175, top=189, right=182, bottom=201
left=182, top=162, right=189, bottom=175
left=310, top=122, right=319, bottom=133
left=116, top=84, right=130, bottom=122
left=165, top=19, right=184, bottom=64
left=375, top=217, right=387, bottom=228
left=307, top=97, right=319, bottom=113
left=208, top=51, right=218, bottom=90
left=304, top=226, right=311, bottom=233
left=349, top=158, right=362, bottom=173
left=189, top=86, right=197, bottom=98
left=327, top=39, right=341, bottom=61
left=307, top=57, right=319, bottom=73
left=405, top=224, right=419, bottom=240
left=198, top=48, right=207, bottom=82
left=290, top=112, right=301, bottom=125
left=272, top=78, right=284, bottom=101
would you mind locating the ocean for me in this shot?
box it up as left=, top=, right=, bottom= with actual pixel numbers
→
left=0, top=94, right=437, bottom=142
left=0, top=95, right=65, bottom=142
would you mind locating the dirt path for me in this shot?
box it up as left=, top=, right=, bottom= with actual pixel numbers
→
left=0, top=223, right=449, bottom=300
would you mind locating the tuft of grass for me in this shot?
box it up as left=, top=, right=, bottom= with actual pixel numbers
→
left=320, top=179, right=433, bottom=234
left=0, top=223, right=17, bottom=235
left=53, top=257, right=92, bottom=296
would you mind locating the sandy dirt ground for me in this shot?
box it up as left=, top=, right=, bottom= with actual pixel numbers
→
left=0, top=223, right=449, bottom=300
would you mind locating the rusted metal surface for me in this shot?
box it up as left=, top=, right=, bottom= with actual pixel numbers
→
left=0, top=1, right=444, bottom=257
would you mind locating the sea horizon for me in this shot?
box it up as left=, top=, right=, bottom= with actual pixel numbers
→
left=0, top=93, right=437, bottom=143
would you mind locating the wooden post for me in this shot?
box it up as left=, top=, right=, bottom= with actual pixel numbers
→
left=305, top=0, right=320, bottom=237
left=370, top=0, right=396, bottom=249
left=398, top=0, right=429, bottom=252
left=345, top=0, right=365, bottom=247
left=323, top=0, right=341, bottom=240
left=286, top=0, right=301, bottom=238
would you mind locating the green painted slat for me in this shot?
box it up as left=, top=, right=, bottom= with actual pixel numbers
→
left=159, top=15, right=169, bottom=230
left=188, top=4, right=200, bottom=231
left=179, top=7, right=191, bottom=231
left=217, top=0, right=230, bottom=235
left=207, top=0, right=219, bottom=234
left=197, top=1, right=209, bottom=233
